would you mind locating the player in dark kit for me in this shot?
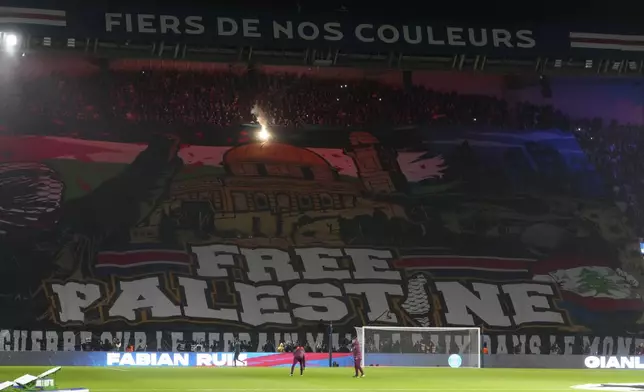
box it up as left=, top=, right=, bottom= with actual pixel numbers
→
left=290, top=344, right=306, bottom=376
left=352, top=336, right=365, bottom=378
left=233, top=338, right=246, bottom=367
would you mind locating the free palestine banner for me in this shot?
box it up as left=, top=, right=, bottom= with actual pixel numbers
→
left=0, top=130, right=641, bottom=355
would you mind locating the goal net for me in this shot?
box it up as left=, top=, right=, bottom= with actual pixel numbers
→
left=354, top=326, right=481, bottom=368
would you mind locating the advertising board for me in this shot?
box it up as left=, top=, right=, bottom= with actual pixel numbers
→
left=106, top=352, right=352, bottom=367
left=583, top=356, right=644, bottom=369
left=0, top=351, right=473, bottom=368
left=485, top=355, right=644, bottom=369
left=1, top=352, right=644, bottom=369
left=364, top=353, right=472, bottom=368
left=0, top=351, right=352, bottom=367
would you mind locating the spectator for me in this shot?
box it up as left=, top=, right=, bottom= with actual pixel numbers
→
left=112, top=338, right=121, bottom=352
left=263, top=340, right=275, bottom=352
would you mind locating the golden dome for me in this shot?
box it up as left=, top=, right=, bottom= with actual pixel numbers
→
left=223, top=143, right=329, bottom=167
left=349, top=132, right=379, bottom=145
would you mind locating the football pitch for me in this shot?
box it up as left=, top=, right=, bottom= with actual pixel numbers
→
left=0, top=366, right=641, bottom=391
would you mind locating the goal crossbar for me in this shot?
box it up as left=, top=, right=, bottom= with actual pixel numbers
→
left=358, top=326, right=480, bottom=331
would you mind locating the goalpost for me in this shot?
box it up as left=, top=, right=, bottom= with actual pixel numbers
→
left=355, top=326, right=481, bottom=368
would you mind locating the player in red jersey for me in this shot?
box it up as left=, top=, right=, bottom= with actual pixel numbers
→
left=290, top=344, right=306, bottom=376
left=352, top=335, right=365, bottom=378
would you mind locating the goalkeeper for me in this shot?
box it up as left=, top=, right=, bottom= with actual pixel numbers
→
left=351, top=335, right=365, bottom=378
left=290, top=344, right=306, bottom=376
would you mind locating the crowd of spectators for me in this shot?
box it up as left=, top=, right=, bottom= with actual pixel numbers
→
left=13, top=69, right=569, bottom=129
left=364, top=336, right=451, bottom=354
left=576, top=124, right=644, bottom=235
left=78, top=334, right=644, bottom=354
left=79, top=336, right=332, bottom=353
left=2, top=67, right=644, bottom=237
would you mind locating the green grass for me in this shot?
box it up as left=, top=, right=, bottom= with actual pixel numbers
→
left=0, top=367, right=642, bottom=391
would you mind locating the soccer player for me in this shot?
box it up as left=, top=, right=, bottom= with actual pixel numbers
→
left=290, top=343, right=306, bottom=376
left=352, top=335, right=365, bottom=378
left=233, top=338, right=246, bottom=367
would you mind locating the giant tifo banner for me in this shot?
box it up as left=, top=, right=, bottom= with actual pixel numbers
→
left=4, top=5, right=644, bottom=55
left=0, top=130, right=642, bottom=355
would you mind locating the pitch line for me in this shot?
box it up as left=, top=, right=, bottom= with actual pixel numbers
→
left=91, top=389, right=572, bottom=391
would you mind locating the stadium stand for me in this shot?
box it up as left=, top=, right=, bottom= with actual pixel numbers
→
left=0, top=54, right=643, bottom=358
left=11, top=67, right=565, bottom=129
left=1, top=60, right=641, bottom=239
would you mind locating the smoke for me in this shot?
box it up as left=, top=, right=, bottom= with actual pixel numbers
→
left=251, top=104, right=270, bottom=131
left=251, top=104, right=272, bottom=141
